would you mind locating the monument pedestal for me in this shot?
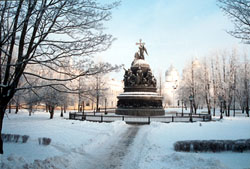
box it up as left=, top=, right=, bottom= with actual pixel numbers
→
left=116, top=92, right=164, bottom=116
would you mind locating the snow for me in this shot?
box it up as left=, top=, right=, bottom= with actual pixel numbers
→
left=126, top=118, right=250, bottom=169
left=1, top=109, right=250, bottom=169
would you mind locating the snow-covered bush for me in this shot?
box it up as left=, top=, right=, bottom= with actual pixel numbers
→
left=1, top=134, right=29, bottom=143
left=174, top=139, right=250, bottom=152
left=38, top=137, right=51, bottom=146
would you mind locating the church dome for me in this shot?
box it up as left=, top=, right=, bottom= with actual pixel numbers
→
left=192, top=59, right=201, bottom=68
left=165, top=65, right=179, bottom=82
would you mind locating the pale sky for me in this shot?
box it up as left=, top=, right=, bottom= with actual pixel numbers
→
left=99, top=0, right=250, bottom=80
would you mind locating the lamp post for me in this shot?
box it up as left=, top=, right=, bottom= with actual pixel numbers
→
left=82, top=101, right=85, bottom=116
left=172, top=80, right=178, bottom=107
left=104, top=98, right=107, bottom=115
left=181, top=99, right=184, bottom=116
left=189, top=95, right=194, bottom=122
left=218, top=96, right=223, bottom=119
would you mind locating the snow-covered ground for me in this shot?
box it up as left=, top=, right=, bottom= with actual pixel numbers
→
left=1, top=109, right=250, bottom=169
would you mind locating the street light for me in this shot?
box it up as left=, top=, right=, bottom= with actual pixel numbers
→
left=189, top=95, right=194, bottom=122
left=181, top=99, right=184, bottom=116
left=218, top=96, right=223, bottom=119
left=104, top=98, right=107, bottom=115
left=82, top=101, right=85, bottom=116
left=172, top=80, right=178, bottom=107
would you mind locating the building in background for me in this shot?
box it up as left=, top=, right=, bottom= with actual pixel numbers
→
left=99, top=78, right=123, bottom=109
left=163, top=65, right=180, bottom=107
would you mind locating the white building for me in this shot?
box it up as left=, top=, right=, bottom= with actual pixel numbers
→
left=100, top=78, right=123, bottom=108
left=163, top=65, right=180, bottom=107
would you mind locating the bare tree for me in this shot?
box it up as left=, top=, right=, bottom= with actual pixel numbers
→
left=23, top=89, right=40, bottom=116
left=178, top=60, right=203, bottom=114
left=157, top=71, right=164, bottom=96
left=41, top=86, right=65, bottom=119
left=179, top=49, right=249, bottom=117
left=210, top=50, right=239, bottom=116
left=86, top=73, right=108, bottom=113
left=0, top=0, right=120, bottom=154
left=59, top=92, right=69, bottom=117
left=190, top=60, right=204, bottom=114
left=242, top=53, right=249, bottom=116
left=211, top=55, right=219, bottom=116
left=226, top=50, right=238, bottom=116
left=217, top=0, right=250, bottom=44
left=200, top=58, right=212, bottom=115
left=13, top=90, right=22, bottom=114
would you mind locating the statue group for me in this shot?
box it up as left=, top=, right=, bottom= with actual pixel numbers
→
left=124, top=67, right=156, bottom=87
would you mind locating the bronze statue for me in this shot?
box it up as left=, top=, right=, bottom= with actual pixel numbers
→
left=116, top=39, right=164, bottom=116
left=135, top=39, right=148, bottom=60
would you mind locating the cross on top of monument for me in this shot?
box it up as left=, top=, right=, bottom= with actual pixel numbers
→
left=136, top=39, right=145, bottom=47
left=134, top=39, right=148, bottom=60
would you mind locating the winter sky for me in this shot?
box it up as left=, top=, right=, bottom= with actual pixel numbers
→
left=100, top=0, right=250, bottom=80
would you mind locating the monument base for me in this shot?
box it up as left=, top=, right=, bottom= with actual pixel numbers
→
left=115, top=92, right=165, bottom=116
left=115, top=108, right=165, bottom=116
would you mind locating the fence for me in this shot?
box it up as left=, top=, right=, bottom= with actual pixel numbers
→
left=69, top=112, right=211, bottom=124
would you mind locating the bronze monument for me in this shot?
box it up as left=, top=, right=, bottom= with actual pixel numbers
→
left=116, top=39, right=165, bottom=116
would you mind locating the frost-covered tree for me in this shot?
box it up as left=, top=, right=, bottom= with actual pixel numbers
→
left=179, top=49, right=247, bottom=116
left=236, top=53, right=250, bottom=116
left=200, top=58, right=212, bottom=115
left=212, top=50, right=238, bottom=116
left=40, top=84, right=68, bottom=119
left=225, top=50, right=238, bottom=116
left=85, top=73, right=108, bottom=112
left=178, top=59, right=204, bottom=114
left=23, top=89, right=40, bottom=116
left=210, top=54, right=220, bottom=116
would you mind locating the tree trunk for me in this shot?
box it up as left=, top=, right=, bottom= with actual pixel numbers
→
left=205, top=94, right=211, bottom=115
left=0, top=110, right=4, bottom=154
left=64, top=105, right=66, bottom=113
left=242, top=106, right=245, bottom=114
left=223, top=100, right=227, bottom=115
left=0, top=104, right=7, bottom=154
left=8, top=102, right=11, bottom=114
left=15, top=102, right=19, bottom=114
left=207, top=106, right=211, bottom=115
left=193, top=103, right=197, bottom=114
left=50, top=111, right=54, bottom=119
left=49, top=106, right=54, bottom=119
left=60, top=106, right=63, bottom=117
left=227, top=105, right=230, bottom=117
left=247, top=105, right=249, bottom=117
left=28, top=105, right=32, bottom=116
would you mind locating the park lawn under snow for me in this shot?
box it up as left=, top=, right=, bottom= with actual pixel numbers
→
left=1, top=109, right=250, bottom=169
left=1, top=110, right=128, bottom=169
left=126, top=118, right=250, bottom=169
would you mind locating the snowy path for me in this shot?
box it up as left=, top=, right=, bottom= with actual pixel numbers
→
left=83, top=125, right=140, bottom=169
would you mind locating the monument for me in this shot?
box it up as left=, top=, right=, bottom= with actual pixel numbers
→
left=115, top=39, right=165, bottom=116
